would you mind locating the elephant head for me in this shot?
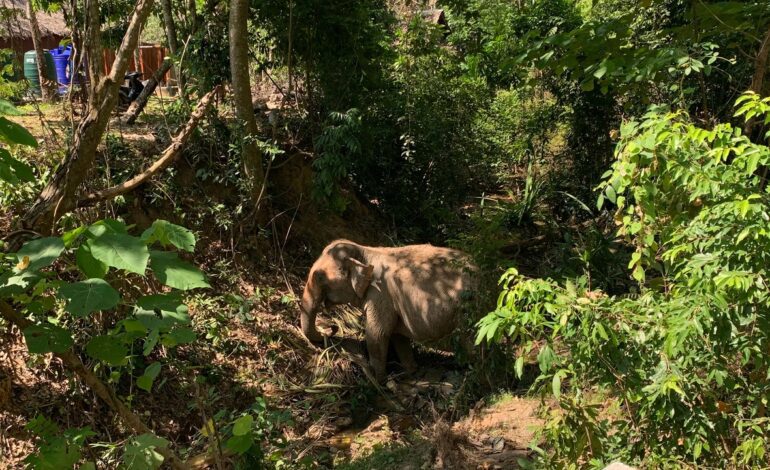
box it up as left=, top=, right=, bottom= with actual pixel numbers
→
left=300, top=240, right=374, bottom=342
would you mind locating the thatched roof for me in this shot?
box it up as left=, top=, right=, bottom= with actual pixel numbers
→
left=0, top=0, right=69, bottom=40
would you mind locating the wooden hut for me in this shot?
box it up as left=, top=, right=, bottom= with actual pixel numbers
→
left=0, top=0, right=69, bottom=62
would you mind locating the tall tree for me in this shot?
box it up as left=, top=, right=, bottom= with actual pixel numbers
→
left=159, top=0, right=183, bottom=90
left=23, top=0, right=157, bottom=233
left=25, top=0, right=51, bottom=102
left=228, top=0, right=266, bottom=209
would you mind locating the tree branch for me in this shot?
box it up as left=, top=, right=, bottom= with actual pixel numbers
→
left=77, top=86, right=220, bottom=208
left=123, top=58, right=174, bottom=125
left=0, top=300, right=186, bottom=470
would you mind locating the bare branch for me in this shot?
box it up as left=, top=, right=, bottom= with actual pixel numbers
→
left=78, top=86, right=220, bottom=208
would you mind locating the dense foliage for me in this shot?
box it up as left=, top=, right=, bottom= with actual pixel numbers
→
left=477, top=93, right=770, bottom=467
left=4, top=0, right=770, bottom=467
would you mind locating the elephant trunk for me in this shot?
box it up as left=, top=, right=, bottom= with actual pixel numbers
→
left=300, top=274, right=324, bottom=342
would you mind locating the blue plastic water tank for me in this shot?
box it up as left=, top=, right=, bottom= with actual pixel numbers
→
left=50, top=46, right=72, bottom=85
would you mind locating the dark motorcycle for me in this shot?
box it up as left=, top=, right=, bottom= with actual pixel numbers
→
left=118, top=72, right=145, bottom=110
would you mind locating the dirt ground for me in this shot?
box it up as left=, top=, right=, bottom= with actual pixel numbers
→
left=0, top=97, right=546, bottom=469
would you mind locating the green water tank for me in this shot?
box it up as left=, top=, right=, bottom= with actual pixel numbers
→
left=23, top=50, right=56, bottom=96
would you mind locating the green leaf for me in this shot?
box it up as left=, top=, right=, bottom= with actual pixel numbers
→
left=0, top=99, right=22, bottom=115
left=89, top=233, right=149, bottom=275
left=0, top=116, right=37, bottom=147
left=136, top=293, right=190, bottom=324
left=87, top=219, right=128, bottom=237
left=24, top=324, right=73, bottom=354
left=605, top=185, right=617, bottom=204
left=58, top=279, right=120, bottom=317
left=552, top=372, right=562, bottom=399
left=137, top=362, right=162, bottom=392
left=593, top=65, right=607, bottom=79
left=16, top=237, right=65, bottom=271
left=514, top=356, right=524, bottom=379
left=225, top=434, right=254, bottom=455
left=143, top=329, right=160, bottom=356
left=162, top=326, right=196, bottom=346
left=85, top=336, right=128, bottom=366
left=142, top=220, right=196, bottom=252
left=232, top=415, right=253, bottom=436
left=122, top=434, right=168, bottom=470
left=0, top=148, right=34, bottom=184
left=150, top=251, right=209, bottom=290
left=76, top=243, right=109, bottom=279
left=62, top=226, right=87, bottom=248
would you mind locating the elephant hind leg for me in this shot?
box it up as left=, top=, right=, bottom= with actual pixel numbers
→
left=392, top=334, right=417, bottom=374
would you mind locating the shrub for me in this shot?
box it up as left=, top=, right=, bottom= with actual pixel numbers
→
left=476, top=93, right=770, bottom=468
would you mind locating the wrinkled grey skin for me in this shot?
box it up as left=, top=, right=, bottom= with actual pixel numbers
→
left=301, top=239, right=477, bottom=382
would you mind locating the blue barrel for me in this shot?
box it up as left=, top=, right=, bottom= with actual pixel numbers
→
left=50, top=46, right=71, bottom=85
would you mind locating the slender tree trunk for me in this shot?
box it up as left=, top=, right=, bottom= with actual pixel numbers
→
left=23, top=0, right=157, bottom=234
left=229, top=0, right=266, bottom=208
left=160, top=0, right=179, bottom=55
left=750, top=27, right=770, bottom=96
left=159, top=0, right=183, bottom=91
left=26, top=0, right=51, bottom=101
left=85, top=0, right=104, bottom=101
left=745, top=26, right=770, bottom=139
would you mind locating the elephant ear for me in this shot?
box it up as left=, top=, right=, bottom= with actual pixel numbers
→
left=347, top=258, right=373, bottom=299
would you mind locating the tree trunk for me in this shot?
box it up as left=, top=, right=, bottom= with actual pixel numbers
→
left=22, top=0, right=157, bottom=234
left=159, top=0, right=183, bottom=90
left=750, top=26, right=770, bottom=96
left=229, top=0, right=266, bottom=208
left=26, top=0, right=51, bottom=102
left=84, top=0, right=104, bottom=100
left=123, top=58, right=173, bottom=124
left=160, top=0, right=179, bottom=55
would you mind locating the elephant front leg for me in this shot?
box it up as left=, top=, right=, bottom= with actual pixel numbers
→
left=366, top=328, right=389, bottom=383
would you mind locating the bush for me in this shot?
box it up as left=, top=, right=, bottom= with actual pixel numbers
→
left=476, top=93, right=770, bottom=468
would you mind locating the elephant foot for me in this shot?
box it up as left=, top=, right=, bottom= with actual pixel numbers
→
left=401, top=362, right=418, bottom=375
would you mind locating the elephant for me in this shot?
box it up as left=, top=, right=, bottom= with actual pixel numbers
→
left=300, top=239, right=477, bottom=382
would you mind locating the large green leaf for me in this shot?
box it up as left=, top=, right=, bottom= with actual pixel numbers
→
left=149, top=251, right=209, bottom=290
left=16, top=237, right=65, bottom=271
left=232, top=415, right=253, bottom=436
left=0, top=116, right=37, bottom=147
left=121, top=434, right=168, bottom=470
left=161, top=326, right=196, bottom=347
left=0, top=99, right=22, bottom=116
left=76, top=243, right=109, bottom=279
left=137, top=362, right=162, bottom=392
left=85, top=336, right=128, bottom=366
left=136, top=293, right=190, bottom=324
left=87, top=219, right=129, bottom=238
left=141, top=220, right=196, bottom=252
left=0, top=148, right=34, bottom=184
left=24, top=324, right=73, bottom=354
left=225, top=434, right=254, bottom=455
left=0, top=270, right=39, bottom=295
left=89, top=233, right=149, bottom=275
left=58, top=279, right=120, bottom=317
